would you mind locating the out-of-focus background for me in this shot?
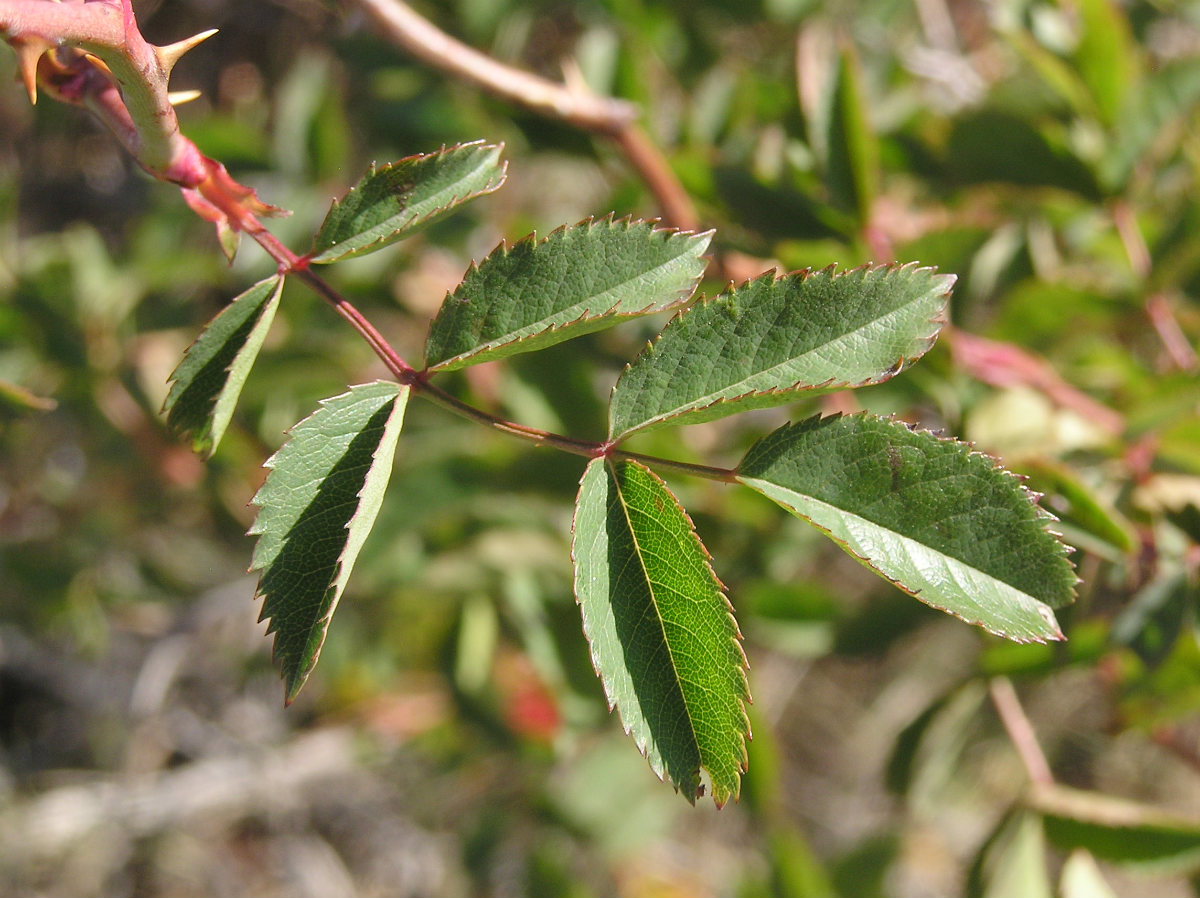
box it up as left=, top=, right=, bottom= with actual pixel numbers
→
left=3, top=0, right=1200, bottom=895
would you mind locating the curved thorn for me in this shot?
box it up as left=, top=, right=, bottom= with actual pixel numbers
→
left=154, top=28, right=219, bottom=74
left=167, top=89, right=203, bottom=106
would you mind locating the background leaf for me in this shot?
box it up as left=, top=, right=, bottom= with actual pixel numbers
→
left=311, top=141, right=506, bottom=263
left=249, top=381, right=409, bottom=702
left=424, top=219, right=712, bottom=372
left=823, top=44, right=879, bottom=224
left=1072, top=0, right=1138, bottom=128
left=163, top=275, right=284, bottom=457
left=737, top=414, right=1076, bottom=641
left=1031, top=783, right=1200, bottom=875
left=572, top=458, right=750, bottom=806
left=608, top=264, right=951, bottom=440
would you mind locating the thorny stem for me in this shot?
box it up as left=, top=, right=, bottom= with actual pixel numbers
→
left=0, top=0, right=735, bottom=483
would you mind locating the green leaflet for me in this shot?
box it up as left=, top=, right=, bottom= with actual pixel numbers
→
left=572, top=458, right=750, bottom=806
left=163, top=274, right=284, bottom=457
left=311, top=142, right=506, bottom=263
left=737, top=414, right=1076, bottom=642
left=608, top=264, right=951, bottom=440
left=249, top=381, right=409, bottom=702
left=824, top=46, right=878, bottom=225
left=424, top=218, right=713, bottom=372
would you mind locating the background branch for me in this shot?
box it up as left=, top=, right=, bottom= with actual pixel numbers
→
left=349, top=0, right=703, bottom=236
left=990, top=676, right=1055, bottom=788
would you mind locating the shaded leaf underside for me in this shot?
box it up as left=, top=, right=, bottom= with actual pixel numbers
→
left=311, top=141, right=506, bottom=263
left=163, top=274, right=283, bottom=457
left=424, top=218, right=713, bottom=371
left=609, top=263, right=952, bottom=440
left=249, top=381, right=409, bottom=702
left=572, top=458, right=750, bottom=806
left=737, top=414, right=1076, bottom=641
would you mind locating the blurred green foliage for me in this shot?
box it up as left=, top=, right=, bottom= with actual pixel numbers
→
left=3, top=0, right=1200, bottom=895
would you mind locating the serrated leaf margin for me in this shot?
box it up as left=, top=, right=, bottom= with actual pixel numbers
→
left=571, top=457, right=751, bottom=806
left=247, top=381, right=409, bottom=703
left=162, top=274, right=284, bottom=457
left=737, top=413, right=1078, bottom=642
left=608, top=263, right=952, bottom=440
left=423, top=216, right=714, bottom=372
left=311, top=141, right=508, bottom=264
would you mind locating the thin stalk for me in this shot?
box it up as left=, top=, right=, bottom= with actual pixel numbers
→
left=609, top=448, right=737, bottom=482
left=989, top=676, right=1054, bottom=787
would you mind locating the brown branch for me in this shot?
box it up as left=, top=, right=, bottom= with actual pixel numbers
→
left=989, top=676, right=1054, bottom=787
left=350, top=0, right=637, bottom=134
left=612, top=124, right=699, bottom=232
left=347, top=0, right=703, bottom=234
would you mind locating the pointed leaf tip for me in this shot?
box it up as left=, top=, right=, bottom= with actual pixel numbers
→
left=425, top=218, right=713, bottom=372
left=737, top=414, right=1076, bottom=642
left=609, top=262, right=953, bottom=440
left=312, top=141, right=507, bottom=263
left=163, top=275, right=284, bottom=457
left=572, top=458, right=750, bottom=805
left=249, top=382, right=409, bottom=701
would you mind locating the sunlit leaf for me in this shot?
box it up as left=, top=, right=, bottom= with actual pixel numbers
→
left=163, top=275, right=284, bottom=457
left=424, top=218, right=712, bottom=372
left=572, top=457, right=750, bottom=805
left=311, top=142, right=507, bottom=263
left=608, top=264, right=951, bottom=440
left=737, top=414, right=1076, bottom=641
left=249, top=381, right=409, bottom=702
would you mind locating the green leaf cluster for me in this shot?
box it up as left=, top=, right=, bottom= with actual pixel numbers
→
left=161, top=143, right=1074, bottom=804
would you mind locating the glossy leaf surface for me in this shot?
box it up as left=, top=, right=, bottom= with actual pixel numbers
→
left=737, top=414, right=1076, bottom=641
left=608, top=264, right=951, bottom=440
left=572, top=458, right=750, bottom=805
left=424, top=219, right=712, bottom=372
left=249, top=381, right=409, bottom=702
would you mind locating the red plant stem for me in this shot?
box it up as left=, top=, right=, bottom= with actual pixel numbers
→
left=235, top=219, right=738, bottom=481
left=1, top=0, right=739, bottom=483
left=1145, top=292, right=1200, bottom=373
left=612, top=125, right=700, bottom=232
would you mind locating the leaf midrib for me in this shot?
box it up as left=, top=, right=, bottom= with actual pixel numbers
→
left=450, top=242, right=701, bottom=363
left=627, top=295, right=935, bottom=433
left=611, top=461, right=702, bottom=759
